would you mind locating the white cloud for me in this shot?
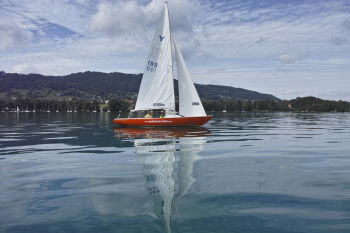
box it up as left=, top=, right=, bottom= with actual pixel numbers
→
left=89, top=0, right=197, bottom=37
left=279, top=53, right=307, bottom=64
left=0, top=21, right=33, bottom=51
left=87, top=0, right=204, bottom=59
left=89, top=1, right=148, bottom=37
left=8, top=53, right=86, bottom=75
left=284, top=89, right=303, bottom=96
left=10, top=63, right=39, bottom=74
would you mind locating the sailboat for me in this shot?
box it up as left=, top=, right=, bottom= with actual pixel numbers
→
left=113, top=2, right=212, bottom=127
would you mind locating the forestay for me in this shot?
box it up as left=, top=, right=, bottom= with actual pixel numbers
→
left=174, top=42, right=207, bottom=117
left=134, top=4, right=175, bottom=112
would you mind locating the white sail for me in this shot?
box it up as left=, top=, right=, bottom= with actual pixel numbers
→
left=135, top=3, right=175, bottom=111
left=174, top=42, right=207, bottom=117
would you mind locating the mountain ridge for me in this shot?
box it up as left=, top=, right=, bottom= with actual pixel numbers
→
left=0, top=71, right=280, bottom=101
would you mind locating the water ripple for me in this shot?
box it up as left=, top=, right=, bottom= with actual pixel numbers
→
left=0, top=112, right=350, bottom=233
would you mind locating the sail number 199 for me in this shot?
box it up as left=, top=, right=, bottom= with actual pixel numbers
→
left=146, top=60, right=158, bottom=73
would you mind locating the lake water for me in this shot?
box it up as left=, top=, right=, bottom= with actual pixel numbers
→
left=0, top=112, right=350, bottom=233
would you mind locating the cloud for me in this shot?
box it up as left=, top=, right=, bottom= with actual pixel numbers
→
left=284, top=89, right=302, bottom=96
left=89, top=1, right=148, bottom=37
left=255, top=37, right=268, bottom=44
left=329, top=36, right=347, bottom=46
left=279, top=53, right=306, bottom=64
left=87, top=0, right=202, bottom=60
left=1, top=0, right=92, bottom=34
left=89, top=0, right=197, bottom=37
left=9, top=54, right=86, bottom=75
left=342, top=18, right=350, bottom=31
left=10, top=63, right=39, bottom=74
left=0, top=21, right=33, bottom=51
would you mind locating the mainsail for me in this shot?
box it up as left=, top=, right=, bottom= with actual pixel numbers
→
left=135, top=3, right=175, bottom=111
left=174, top=42, right=207, bottom=117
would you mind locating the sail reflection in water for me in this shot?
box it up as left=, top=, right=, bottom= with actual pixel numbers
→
left=114, top=127, right=209, bottom=233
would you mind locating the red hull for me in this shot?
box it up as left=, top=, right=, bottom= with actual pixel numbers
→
left=113, top=115, right=212, bottom=127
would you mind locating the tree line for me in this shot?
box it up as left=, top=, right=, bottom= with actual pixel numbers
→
left=1, top=97, right=349, bottom=113
left=203, top=97, right=350, bottom=112
left=0, top=99, right=128, bottom=112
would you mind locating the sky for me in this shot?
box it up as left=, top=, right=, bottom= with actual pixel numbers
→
left=0, top=0, right=350, bottom=100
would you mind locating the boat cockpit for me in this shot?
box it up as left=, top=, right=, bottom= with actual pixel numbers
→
left=129, top=109, right=166, bottom=118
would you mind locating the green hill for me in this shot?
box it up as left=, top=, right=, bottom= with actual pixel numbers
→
left=287, top=96, right=350, bottom=112
left=0, top=71, right=280, bottom=101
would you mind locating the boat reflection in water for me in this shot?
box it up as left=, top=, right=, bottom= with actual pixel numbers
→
left=114, top=127, right=210, bottom=233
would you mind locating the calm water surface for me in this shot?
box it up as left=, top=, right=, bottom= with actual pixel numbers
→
left=0, top=112, right=350, bottom=233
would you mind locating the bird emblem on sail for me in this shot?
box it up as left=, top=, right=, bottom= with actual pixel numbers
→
left=159, top=35, right=165, bottom=41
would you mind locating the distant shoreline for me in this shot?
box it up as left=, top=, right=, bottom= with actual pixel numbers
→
left=1, top=97, right=349, bottom=113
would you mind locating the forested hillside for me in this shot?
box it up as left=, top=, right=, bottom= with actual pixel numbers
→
left=0, top=71, right=280, bottom=101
